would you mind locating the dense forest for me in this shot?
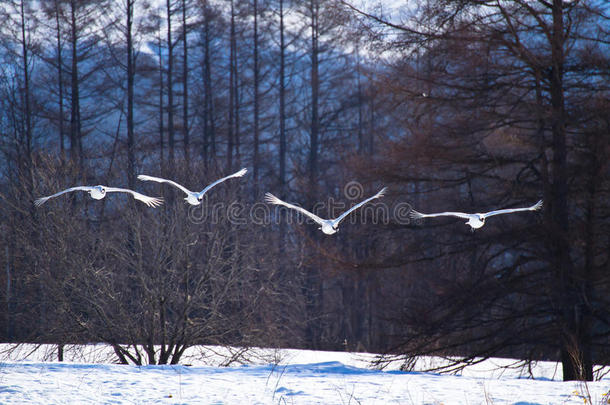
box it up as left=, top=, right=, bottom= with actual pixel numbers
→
left=0, top=0, right=608, bottom=381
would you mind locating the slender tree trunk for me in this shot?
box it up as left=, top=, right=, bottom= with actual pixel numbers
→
left=355, top=46, right=364, bottom=154
left=158, top=29, right=165, bottom=172
left=309, top=0, right=319, bottom=194
left=579, top=134, right=599, bottom=381
left=202, top=0, right=215, bottom=164
left=54, top=1, right=65, bottom=161
left=19, top=0, right=34, bottom=204
left=227, top=0, right=236, bottom=169
left=279, top=0, right=286, bottom=197
left=126, top=0, right=135, bottom=189
left=20, top=0, right=31, bottom=164
left=159, top=297, right=167, bottom=365
left=201, top=61, right=208, bottom=166
left=252, top=0, right=260, bottom=189
left=69, top=0, right=82, bottom=170
left=368, top=87, right=374, bottom=155
left=5, top=245, right=11, bottom=340
left=166, top=0, right=175, bottom=174
left=232, top=1, right=240, bottom=165
left=182, top=0, right=189, bottom=166
left=305, top=0, right=321, bottom=349
left=278, top=0, right=287, bottom=248
left=547, top=0, right=591, bottom=382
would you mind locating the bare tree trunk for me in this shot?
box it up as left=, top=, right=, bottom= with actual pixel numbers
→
left=305, top=0, right=321, bottom=349
left=232, top=3, right=240, bottom=165
left=252, top=0, right=260, bottom=189
left=54, top=1, right=65, bottom=161
left=126, top=0, right=135, bottom=189
left=166, top=0, right=175, bottom=174
left=308, top=0, right=319, bottom=194
left=17, top=0, right=36, bottom=225
left=201, top=64, right=208, bottom=166
left=69, top=0, right=82, bottom=170
left=158, top=29, right=165, bottom=172
left=547, top=0, right=591, bottom=382
left=5, top=245, right=11, bottom=340
left=182, top=0, right=189, bottom=166
left=20, top=0, right=32, bottom=170
left=278, top=0, right=287, bottom=246
left=368, top=90, right=374, bottom=155
left=356, top=45, right=363, bottom=154
left=227, top=0, right=236, bottom=169
left=201, top=0, right=215, bottom=164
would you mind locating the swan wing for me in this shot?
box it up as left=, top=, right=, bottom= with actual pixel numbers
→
left=264, top=192, right=324, bottom=225
left=198, top=168, right=248, bottom=197
left=34, top=186, right=94, bottom=207
left=137, top=174, right=192, bottom=196
left=409, top=210, right=472, bottom=220
left=332, top=187, right=387, bottom=226
left=103, top=187, right=164, bottom=208
left=483, top=200, right=543, bottom=218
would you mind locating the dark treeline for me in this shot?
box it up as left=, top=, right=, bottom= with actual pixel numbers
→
left=0, top=0, right=608, bottom=380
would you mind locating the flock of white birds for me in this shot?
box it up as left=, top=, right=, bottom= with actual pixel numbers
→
left=35, top=169, right=543, bottom=232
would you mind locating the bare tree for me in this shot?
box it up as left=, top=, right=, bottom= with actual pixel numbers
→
left=345, top=0, right=610, bottom=381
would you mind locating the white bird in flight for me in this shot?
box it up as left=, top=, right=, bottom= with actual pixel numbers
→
left=34, top=185, right=164, bottom=208
left=137, top=168, right=248, bottom=206
left=264, top=187, right=387, bottom=235
left=409, top=200, right=543, bottom=230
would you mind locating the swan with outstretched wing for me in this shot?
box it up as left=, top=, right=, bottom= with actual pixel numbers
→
left=410, top=200, right=542, bottom=229
left=265, top=187, right=387, bottom=235
left=137, top=168, right=247, bottom=205
left=35, top=185, right=163, bottom=208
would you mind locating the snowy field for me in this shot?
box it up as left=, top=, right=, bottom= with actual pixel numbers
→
left=1, top=344, right=609, bottom=404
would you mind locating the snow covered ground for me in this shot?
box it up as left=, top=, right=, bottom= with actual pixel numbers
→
left=1, top=344, right=609, bottom=404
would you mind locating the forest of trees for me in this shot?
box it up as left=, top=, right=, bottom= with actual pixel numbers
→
left=0, top=0, right=608, bottom=381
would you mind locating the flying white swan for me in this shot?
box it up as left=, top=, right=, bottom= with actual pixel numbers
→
left=34, top=185, right=164, bottom=208
left=264, top=187, right=387, bottom=235
left=409, top=200, right=543, bottom=230
left=137, top=168, right=248, bottom=206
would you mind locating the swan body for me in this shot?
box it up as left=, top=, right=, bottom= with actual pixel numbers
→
left=410, top=200, right=543, bottom=230
left=137, top=168, right=247, bottom=206
left=265, top=187, right=387, bottom=235
left=35, top=185, right=163, bottom=208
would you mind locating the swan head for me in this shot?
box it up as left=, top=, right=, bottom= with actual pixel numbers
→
left=90, top=186, right=106, bottom=200
left=466, top=215, right=485, bottom=229
left=185, top=194, right=201, bottom=206
left=320, top=221, right=337, bottom=235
